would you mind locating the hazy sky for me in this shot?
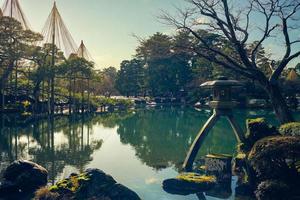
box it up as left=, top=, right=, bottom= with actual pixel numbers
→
left=1, top=0, right=300, bottom=69
left=1, top=0, right=186, bottom=69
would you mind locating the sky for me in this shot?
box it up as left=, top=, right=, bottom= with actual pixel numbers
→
left=0, top=0, right=186, bottom=69
left=1, top=0, right=300, bottom=69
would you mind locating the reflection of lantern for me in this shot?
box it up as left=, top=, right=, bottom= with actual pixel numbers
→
left=183, top=77, right=245, bottom=172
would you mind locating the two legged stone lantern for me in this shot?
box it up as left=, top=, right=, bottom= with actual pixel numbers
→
left=183, top=77, right=245, bottom=172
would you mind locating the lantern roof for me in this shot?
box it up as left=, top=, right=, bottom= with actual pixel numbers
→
left=200, top=77, right=243, bottom=88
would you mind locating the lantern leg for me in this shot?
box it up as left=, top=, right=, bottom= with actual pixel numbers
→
left=226, top=115, right=245, bottom=143
left=183, top=111, right=219, bottom=172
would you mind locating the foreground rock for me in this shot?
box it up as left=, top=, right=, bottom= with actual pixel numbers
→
left=162, top=173, right=216, bottom=195
left=35, top=168, right=141, bottom=200
left=0, top=160, right=48, bottom=199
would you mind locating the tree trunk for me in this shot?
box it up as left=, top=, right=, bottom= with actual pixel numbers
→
left=265, top=82, right=294, bottom=124
left=33, top=82, right=41, bottom=115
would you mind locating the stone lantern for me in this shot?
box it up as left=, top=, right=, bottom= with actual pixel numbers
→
left=183, top=77, right=245, bottom=172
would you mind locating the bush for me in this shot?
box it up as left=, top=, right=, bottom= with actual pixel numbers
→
left=279, top=122, right=300, bottom=136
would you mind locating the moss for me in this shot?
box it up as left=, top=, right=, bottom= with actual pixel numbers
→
left=279, top=122, right=300, bottom=136
left=176, top=173, right=216, bottom=183
left=49, top=173, right=90, bottom=194
left=248, top=136, right=300, bottom=183
left=236, top=153, right=246, bottom=160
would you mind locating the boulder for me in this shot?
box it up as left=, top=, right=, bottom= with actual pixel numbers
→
left=38, top=169, right=141, bottom=200
left=205, top=154, right=232, bottom=182
left=255, top=180, right=291, bottom=200
left=248, top=136, right=300, bottom=183
left=162, top=173, right=216, bottom=195
left=243, top=118, right=278, bottom=151
left=0, top=160, right=48, bottom=196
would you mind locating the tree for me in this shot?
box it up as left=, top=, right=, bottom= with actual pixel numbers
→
left=0, top=16, right=42, bottom=111
left=58, top=56, right=94, bottom=113
left=135, top=32, right=192, bottom=97
left=99, top=67, right=119, bottom=97
left=29, top=43, right=65, bottom=114
left=116, top=59, right=145, bottom=97
left=161, top=0, right=300, bottom=123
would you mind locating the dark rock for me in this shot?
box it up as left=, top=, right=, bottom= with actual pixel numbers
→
left=243, top=118, right=278, bottom=151
left=43, top=168, right=141, bottom=200
left=1, top=160, right=48, bottom=194
left=205, top=154, right=232, bottom=182
left=106, top=183, right=141, bottom=200
left=206, top=182, right=232, bottom=199
left=235, top=183, right=254, bottom=197
left=162, top=173, right=216, bottom=195
left=255, top=180, right=290, bottom=200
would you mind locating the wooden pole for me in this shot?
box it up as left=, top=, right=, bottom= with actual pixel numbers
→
left=50, top=2, right=56, bottom=115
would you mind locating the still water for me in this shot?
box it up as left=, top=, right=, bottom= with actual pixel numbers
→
left=0, top=107, right=299, bottom=200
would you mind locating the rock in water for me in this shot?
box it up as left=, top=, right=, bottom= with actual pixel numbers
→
left=47, top=168, right=141, bottom=200
left=163, top=173, right=216, bottom=195
left=205, top=154, right=232, bottom=182
left=0, top=160, right=48, bottom=198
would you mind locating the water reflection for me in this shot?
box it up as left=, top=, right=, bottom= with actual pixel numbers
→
left=0, top=115, right=103, bottom=183
left=0, top=108, right=296, bottom=199
left=116, top=108, right=239, bottom=171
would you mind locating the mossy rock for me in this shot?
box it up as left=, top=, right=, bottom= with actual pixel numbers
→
left=244, top=118, right=278, bottom=151
left=49, top=173, right=90, bottom=194
left=162, top=173, right=216, bottom=195
left=279, top=122, right=300, bottom=136
left=248, top=136, right=300, bottom=183
left=45, top=169, right=140, bottom=200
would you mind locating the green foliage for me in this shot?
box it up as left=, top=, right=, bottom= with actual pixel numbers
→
left=279, top=122, right=300, bottom=136
left=134, top=32, right=192, bottom=97
left=0, top=16, right=42, bottom=86
left=95, top=97, right=133, bottom=108
left=115, top=59, right=145, bottom=96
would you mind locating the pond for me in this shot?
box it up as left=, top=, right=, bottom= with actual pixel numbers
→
left=0, top=107, right=299, bottom=200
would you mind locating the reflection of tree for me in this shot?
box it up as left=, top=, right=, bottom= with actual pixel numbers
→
left=0, top=115, right=103, bottom=184
left=116, top=107, right=237, bottom=171
left=93, top=112, right=134, bottom=128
